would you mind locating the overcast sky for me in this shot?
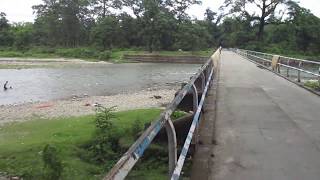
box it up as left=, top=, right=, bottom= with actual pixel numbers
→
left=0, top=0, right=319, bottom=23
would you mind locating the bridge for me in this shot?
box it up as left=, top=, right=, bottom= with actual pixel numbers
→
left=105, top=49, right=320, bottom=180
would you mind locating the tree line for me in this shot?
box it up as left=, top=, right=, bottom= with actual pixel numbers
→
left=0, top=0, right=319, bottom=56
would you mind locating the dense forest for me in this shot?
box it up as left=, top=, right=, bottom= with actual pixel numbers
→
left=0, top=0, right=319, bottom=58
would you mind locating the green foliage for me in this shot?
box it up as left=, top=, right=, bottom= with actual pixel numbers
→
left=56, top=48, right=96, bottom=59
left=171, top=111, right=187, bottom=120
left=42, top=144, right=63, bottom=180
left=98, top=50, right=112, bottom=61
left=304, top=81, right=320, bottom=90
left=84, top=106, right=120, bottom=164
left=12, top=23, right=34, bottom=50
left=95, top=106, right=117, bottom=131
left=1, top=0, right=320, bottom=58
left=0, top=109, right=162, bottom=179
left=131, top=117, right=143, bottom=138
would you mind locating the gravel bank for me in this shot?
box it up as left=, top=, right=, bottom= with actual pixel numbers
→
left=0, top=89, right=176, bottom=125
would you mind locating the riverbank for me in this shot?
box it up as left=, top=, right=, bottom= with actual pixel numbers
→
left=0, top=89, right=176, bottom=125
left=0, top=48, right=213, bottom=63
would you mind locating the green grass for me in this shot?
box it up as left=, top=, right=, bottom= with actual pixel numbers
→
left=0, top=109, right=166, bottom=180
left=0, top=47, right=213, bottom=63
left=304, top=80, right=320, bottom=90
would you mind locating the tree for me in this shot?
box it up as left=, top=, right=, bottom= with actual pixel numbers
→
left=175, top=20, right=211, bottom=51
left=90, top=16, right=121, bottom=49
left=91, top=0, right=122, bottom=18
left=224, top=0, right=288, bottom=40
left=33, top=0, right=92, bottom=47
left=168, top=0, right=201, bottom=22
left=286, top=1, right=320, bottom=53
left=0, top=12, right=9, bottom=30
left=12, top=23, right=34, bottom=50
left=0, top=12, right=14, bottom=46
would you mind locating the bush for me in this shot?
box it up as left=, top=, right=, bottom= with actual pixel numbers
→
left=304, top=80, right=320, bottom=90
left=42, top=144, right=63, bottom=180
left=98, top=51, right=111, bottom=61
left=84, top=106, right=121, bottom=164
left=131, top=117, right=142, bottom=138
left=29, top=47, right=56, bottom=54
left=171, top=111, right=187, bottom=120
left=0, top=51, right=24, bottom=57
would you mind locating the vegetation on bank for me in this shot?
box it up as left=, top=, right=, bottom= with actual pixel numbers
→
left=304, top=80, right=320, bottom=91
left=0, top=108, right=188, bottom=180
left=1, top=0, right=320, bottom=62
left=0, top=47, right=213, bottom=63
left=0, top=109, right=162, bottom=179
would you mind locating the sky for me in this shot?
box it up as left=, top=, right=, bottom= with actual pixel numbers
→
left=0, top=0, right=319, bottom=23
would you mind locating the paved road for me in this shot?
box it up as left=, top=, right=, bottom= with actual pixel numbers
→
left=210, top=51, right=320, bottom=180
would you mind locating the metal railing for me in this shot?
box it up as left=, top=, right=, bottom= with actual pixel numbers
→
left=235, top=49, right=320, bottom=84
left=104, top=49, right=221, bottom=180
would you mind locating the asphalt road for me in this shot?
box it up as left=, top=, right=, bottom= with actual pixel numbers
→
left=211, top=51, right=320, bottom=180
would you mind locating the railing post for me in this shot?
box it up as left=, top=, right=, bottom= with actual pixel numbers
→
left=165, top=118, right=177, bottom=177
left=191, top=84, right=199, bottom=148
left=287, top=59, right=290, bottom=77
left=201, top=72, right=206, bottom=92
left=277, top=58, right=281, bottom=73
left=318, top=67, right=320, bottom=85
left=298, top=61, right=302, bottom=82
left=192, top=84, right=199, bottom=112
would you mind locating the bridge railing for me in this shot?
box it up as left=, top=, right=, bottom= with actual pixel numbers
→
left=104, top=48, right=221, bottom=180
left=235, top=49, right=320, bottom=84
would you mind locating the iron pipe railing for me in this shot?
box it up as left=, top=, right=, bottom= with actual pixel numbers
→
left=235, top=49, right=320, bottom=84
left=104, top=48, right=221, bottom=180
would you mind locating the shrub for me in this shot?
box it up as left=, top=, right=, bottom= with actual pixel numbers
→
left=84, top=106, right=121, bottom=164
left=131, top=117, right=142, bottom=138
left=29, top=47, right=56, bottom=54
left=98, top=51, right=111, bottom=61
left=42, top=144, right=63, bottom=180
left=0, top=51, right=24, bottom=57
left=171, top=111, right=187, bottom=120
left=304, top=80, right=320, bottom=90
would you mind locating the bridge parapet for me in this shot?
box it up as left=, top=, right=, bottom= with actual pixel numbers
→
left=104, top=48, right=222, bottom=180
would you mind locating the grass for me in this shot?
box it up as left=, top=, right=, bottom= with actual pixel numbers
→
left=0, top=47, right=213, bottom=63
left=304, top=80, right=320, bottom=91
left=0, top=109, right=168, bottom=180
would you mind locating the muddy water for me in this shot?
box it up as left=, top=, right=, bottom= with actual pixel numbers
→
left=0, top=63, right=199, bottom=105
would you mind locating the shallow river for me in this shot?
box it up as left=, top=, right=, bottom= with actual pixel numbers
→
left=0, top=63, right=199, bottom=105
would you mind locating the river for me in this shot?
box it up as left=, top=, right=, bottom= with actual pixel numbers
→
left=0, top=63, right=199, bottom=105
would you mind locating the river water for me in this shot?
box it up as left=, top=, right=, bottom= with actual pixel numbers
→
left=0, top=63, right=199, bottom=105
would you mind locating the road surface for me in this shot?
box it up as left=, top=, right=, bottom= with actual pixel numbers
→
left=193, top=51, right=320, bottom=180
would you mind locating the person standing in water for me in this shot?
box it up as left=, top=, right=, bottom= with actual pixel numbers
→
left=3, top=81, right=12, bottom=91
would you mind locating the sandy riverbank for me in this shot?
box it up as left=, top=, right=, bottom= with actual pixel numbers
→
left=0, top=89, right=176, bottom=125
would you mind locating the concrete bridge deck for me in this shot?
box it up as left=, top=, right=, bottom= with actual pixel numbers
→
left=193, top=51, right=320, bottom=180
